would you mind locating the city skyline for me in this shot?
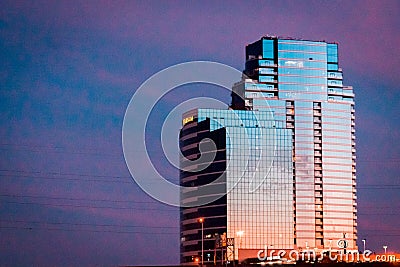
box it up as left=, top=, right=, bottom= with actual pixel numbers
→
left=1, top=1, right=399, bottom=266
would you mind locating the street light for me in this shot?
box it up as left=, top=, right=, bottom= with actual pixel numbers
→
left=236, top=231, right=244, bottom=249
left=198, top=218, right=204, bottom=266
left=362, top=239, right=366, bottom=253
left=383, top=245, right=388, bottom=255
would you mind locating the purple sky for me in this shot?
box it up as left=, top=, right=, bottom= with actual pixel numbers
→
left=1, top=0, right=400, bottom=266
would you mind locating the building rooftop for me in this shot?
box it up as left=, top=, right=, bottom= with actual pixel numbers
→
left=259, top=34, right=338, bottom=44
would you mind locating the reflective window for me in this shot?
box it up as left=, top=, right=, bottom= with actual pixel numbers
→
left=327, top=43, right=338, bottom=63
left=262, top=39, right=274, bottom=59
left=259, top=59, right=275, bottom=66
left=259, top=75, right=275, bottom=83
left=259, top=68, right=275, bottom=74
left=328, top=63, right=338, bottom=71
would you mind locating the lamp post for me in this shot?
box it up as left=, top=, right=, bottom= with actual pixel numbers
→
left=236, top=231, right=244, bottom=249
left=198, top=218, right=204, bottom=266
left=362, top=239, right=366, bottom=253
left=383, top=245, right=388, bottom=255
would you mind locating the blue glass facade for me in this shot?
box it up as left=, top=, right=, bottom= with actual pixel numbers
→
left=180, top=36, right=356, bottom=263
left=198, top=109, right=294, bottom=251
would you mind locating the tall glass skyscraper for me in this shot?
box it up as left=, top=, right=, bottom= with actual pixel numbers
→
left=180, top=36, right=357, bottom=264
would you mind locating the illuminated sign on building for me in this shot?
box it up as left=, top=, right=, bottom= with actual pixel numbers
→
left=182, top=116, right=194, bottom=125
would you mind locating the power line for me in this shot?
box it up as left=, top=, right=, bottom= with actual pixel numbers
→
left=357, top=186, right=400, bottom=189
left=0, top=173, right=132, bottom=183
left=0, top=194, right=172, bottom=204
left=2, top=200, right=398, bottom=215
left=7, top=196, right=398, bottom=209
left=0, top=219, right=178, bottom=229
left=0, top=226, right=178, bottom=234
left=0, top=144, right=164, bottom=156
left=357, top=206, right=400, bottom=208
left=0, top=169, right=397, bottom=183
left=0, top=171, right=396, bottom=188
left=0, top=169, right=177, bottom=184
left=0, top=174, right=175, bottom=185
left=2, top=172, right=396, bottom=187
left=0, top=169, right=131, bottom=179
left=1, top=143, right=400, bottom=163
left=2, top=195, right=398, bottom=212
left=1, top=200, right=178, bottom=211
left=357, top=229, right=399, bottom=232
left=358, top=213, right=400, bottom=216
left=1, top=220, right=396, bottom=233
left=361, top=234, right=400, bottom=237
